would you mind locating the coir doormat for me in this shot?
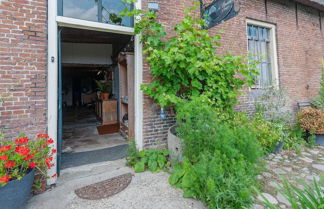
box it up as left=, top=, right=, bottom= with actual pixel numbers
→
left=75, top=173, right=132, bottom=200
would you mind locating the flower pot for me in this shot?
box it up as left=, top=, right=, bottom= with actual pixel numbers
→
left=273, top=141, right=284, bottom=153
left=0, top=168, right=35, bottom=209
left=100, top=92, right=110, bottom=101
left=315, top=134, right=324, bottom=146
left=167, top=125, right=183, bottom=163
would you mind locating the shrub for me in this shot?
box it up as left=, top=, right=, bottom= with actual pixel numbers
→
left=131, top=6, right=256, bottom=111
left=0, top=134, right=56, bottom=187
left=126, top=141, right=170, bottom=173
left=232, top=113, right=281, bottom=153
left=170, top=99, right=263, bottom=209
left=299, top=107, right=324, bottom=134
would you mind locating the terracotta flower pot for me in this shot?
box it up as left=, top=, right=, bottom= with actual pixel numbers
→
left=0, top=168, right=35, bottom=209
left=100, top=92, right=110, bottom=101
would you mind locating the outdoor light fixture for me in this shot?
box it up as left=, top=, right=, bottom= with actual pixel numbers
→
left=148, top=1, right=160, bottom=13
left=160, top=107, right=166, bottom=119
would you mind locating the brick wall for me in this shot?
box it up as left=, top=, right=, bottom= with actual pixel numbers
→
left=141, top=0, right=324, bottom=148
left=0, top=0, right=47, bottom=139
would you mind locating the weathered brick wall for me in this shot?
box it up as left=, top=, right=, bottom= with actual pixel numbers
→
left=141, top=0, right=324, bottom=148
left=0, top=0, right=47, bottom=139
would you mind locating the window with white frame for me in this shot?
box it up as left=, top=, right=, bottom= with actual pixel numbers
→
left=246, top=20, right=278, bottom=89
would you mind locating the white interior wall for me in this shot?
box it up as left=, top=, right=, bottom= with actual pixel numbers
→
left=62, top=43, right=113, bottom=64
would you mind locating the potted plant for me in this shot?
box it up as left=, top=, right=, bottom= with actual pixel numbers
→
left=95, top=80, right=112, bottom=101
left=300, top=61, right=324, bottom=146
left=0, top=133, right=56, bottom=208
left=299, top=107, right=324, bottom=146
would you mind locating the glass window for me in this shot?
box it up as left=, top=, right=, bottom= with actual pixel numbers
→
left=101, top=0, right=133, bottom=26
left=60, top=0, right=134, bottom=27
left=63, top=0, right=98, bottom=22
left=247, top=25, right=274, bottom=88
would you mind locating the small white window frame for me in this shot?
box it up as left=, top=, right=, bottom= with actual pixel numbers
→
left=246, top=18, right=279, bottom=89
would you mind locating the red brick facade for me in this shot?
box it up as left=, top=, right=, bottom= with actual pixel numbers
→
left=0, top=0, right=47, bottom=139
left=141, top=0, right=324, bottom=148
left=0, top=0, right=323, bottom=148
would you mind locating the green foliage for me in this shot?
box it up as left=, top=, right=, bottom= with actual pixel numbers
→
left=311, top=61, right=324, bottom=109
left=170, top=99, right=263, bottom=209
left=95, top=80, right=112, bottom=93
left=126, top=141, right=170, bottom=173
left=129, top=7, right=256, bottom=111
left=254, top=87, right=307, bottom=151
left=261, top=177, right=324, bottom=209
left=232, top=113, right=281, bottom=153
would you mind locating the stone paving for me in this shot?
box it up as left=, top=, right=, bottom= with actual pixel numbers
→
left=254, top=146, right=324, bottom=209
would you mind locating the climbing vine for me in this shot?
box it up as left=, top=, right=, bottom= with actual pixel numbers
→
left=123, top=3, right=257, bottom=111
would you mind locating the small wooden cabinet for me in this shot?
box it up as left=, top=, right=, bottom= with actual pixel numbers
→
left=96, top=99, right=117, bottom=125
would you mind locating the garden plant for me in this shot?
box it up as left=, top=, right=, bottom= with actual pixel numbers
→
left=122, top=1, right=313, bottom=209
left=0, top=133, right=56, bottom=187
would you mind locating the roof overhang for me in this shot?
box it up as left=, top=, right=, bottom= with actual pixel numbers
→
left=295, top=0, right=324, bottom=11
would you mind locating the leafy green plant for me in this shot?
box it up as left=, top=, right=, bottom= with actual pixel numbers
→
left=126, top=141, right=170, bottom=173
left=169, top=99, right=263, bottom=209
left=254, top=87, right=307, bottom=151
left=311, top=60, right=324, bottom=109
left=126, top=5, right=256, bottom=111
left=95, top=80, right=112, bottom=93
left=261, top=177, right=324, bottom=209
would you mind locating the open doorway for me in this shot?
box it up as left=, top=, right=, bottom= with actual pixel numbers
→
left=59, top=27, right=135, bottom=170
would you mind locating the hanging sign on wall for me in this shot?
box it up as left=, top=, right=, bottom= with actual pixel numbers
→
left=200, top=0, right=240, bottom=29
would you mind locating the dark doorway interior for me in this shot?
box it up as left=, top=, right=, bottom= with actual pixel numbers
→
left=59, top=27, right=134, bottom=169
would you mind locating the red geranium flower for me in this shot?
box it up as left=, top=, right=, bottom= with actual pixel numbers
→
left=0, top=175, right=10, bottom=184
left=23, top=153, right=35, bottom=161
left=14, top=137, right=29, bottom=145
left=45, top=157, right=53, bottom=169
left=0, top=145, right=11, bottom=153
left=15, top=146, right=30, bottom=156
left=28, top=162, right=36, bottom=168
left=4, top=160, right=15, bottom=168
left=37, top=133, right=49, bottom=139
left=46, top=138, right=54, bottom=145
left=0, top=155, right=8, bottom=161
left=51, top=149, right=57, bottom=154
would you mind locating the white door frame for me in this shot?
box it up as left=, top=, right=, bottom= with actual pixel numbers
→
left=47, top=0, right=143, bottom=184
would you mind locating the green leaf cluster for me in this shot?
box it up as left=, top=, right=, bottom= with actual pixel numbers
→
left=312, top=61, right=324, bottom=109
left=126, top=141, right=170, bottom=173
left=169, top=99, right=264, bottom=209
left=132, top=6, right=256, bottom=110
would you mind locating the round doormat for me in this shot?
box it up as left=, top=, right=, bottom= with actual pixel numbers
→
left=75, top=173, right=132, bottom=200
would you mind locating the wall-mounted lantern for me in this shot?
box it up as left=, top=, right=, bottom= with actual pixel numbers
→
left=148, top=1, right=160, bottom=13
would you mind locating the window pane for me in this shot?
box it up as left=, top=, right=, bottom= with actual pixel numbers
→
left=63, top=0, right=98, bottom=22
left=101, top=0, right=134, bottom=27
left=247, top=24, right=273, bottom=88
